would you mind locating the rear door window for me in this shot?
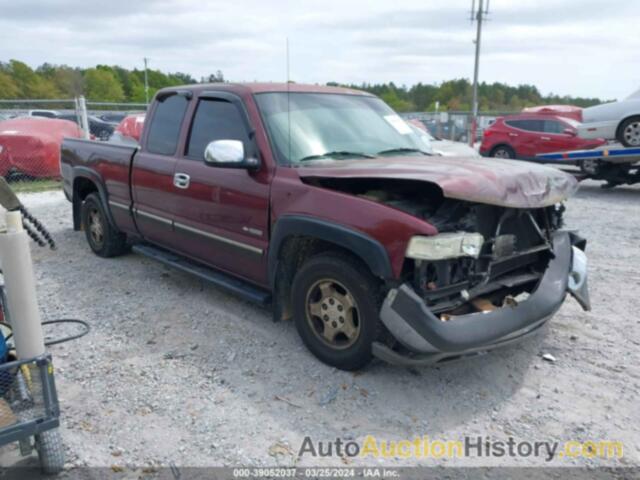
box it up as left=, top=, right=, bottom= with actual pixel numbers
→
left=543, top=120, right=565, bottom=134
left=186, top=99, right=250, bottom=160
left=506, top=119, right=544, bottom=132
left=146, top=94, right=189, bottom=155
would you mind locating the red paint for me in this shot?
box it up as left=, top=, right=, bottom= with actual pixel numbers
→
left=480, top=113, right=605, bottom=159
left=0, top=118, right=83, bottom=178
left=63, top=83, right=580, bottom=288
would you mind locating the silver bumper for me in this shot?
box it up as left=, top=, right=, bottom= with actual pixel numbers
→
left=377, top=231, right=589, bottom=363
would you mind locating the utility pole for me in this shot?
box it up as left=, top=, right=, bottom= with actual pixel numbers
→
left=470, top=0, right=489, bottom=146
left=143, top=57, right=149, bottom=105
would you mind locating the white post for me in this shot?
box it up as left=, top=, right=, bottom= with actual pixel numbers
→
left=78, top=96, right=90, bottom=140
left=0, top=211, right=45, bottom=358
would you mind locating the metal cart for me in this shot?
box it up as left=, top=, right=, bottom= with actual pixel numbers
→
left=0, top=353, right=64, bottom=474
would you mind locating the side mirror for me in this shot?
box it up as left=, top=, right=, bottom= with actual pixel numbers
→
left=563, top=128, right=577, bottom=136
left=204, top=140, right=260, bottom=169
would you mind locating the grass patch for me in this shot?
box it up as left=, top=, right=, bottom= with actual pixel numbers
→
left=10, top=179, right=62, bottom=194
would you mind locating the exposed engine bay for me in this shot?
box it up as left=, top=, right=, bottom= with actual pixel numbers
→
left=304, top=177, right=567, bottom=318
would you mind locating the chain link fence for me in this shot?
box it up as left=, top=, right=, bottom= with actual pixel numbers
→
left=400, top=110, right=518, bottom=144
left=0, top=99, right=146, bottom=191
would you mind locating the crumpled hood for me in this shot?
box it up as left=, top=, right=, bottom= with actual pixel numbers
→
left=297, top=156, right=578, bottom=208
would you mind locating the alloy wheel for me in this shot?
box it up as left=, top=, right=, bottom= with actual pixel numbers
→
left=623, top=121, right=640, bottom=146
left=493, top=148, right=512, bottom=158
left=305, top=279, right=361, bottom=349
left=88, top=208, right=104, bottom=249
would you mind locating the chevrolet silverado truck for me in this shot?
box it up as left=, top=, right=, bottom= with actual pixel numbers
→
left=61, top=83, right=590, bottom=370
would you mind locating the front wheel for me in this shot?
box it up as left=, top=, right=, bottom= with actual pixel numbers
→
left=617, top=116, right=640, bottom=147
left=35, top=428, right=65, bottom=474
left=291, top=253, right=381, bottom=371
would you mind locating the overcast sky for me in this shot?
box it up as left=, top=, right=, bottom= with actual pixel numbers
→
left=1, top=0, right=638, bottom=100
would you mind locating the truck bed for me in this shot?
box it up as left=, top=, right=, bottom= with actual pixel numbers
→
left=61, top=138, right=137, bottom=209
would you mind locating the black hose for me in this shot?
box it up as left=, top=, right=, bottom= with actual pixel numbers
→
left=0, top=319, right=90, bottom=347
left=20, top=206, right=56, bottom=250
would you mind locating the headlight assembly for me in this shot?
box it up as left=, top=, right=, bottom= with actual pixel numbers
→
left=406, top=232, right=484, bottom=261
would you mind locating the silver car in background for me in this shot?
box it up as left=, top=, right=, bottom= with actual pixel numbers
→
left=578, top=88, right=640, bottom=147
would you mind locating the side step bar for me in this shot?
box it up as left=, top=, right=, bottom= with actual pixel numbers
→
left=132, top=244, right=271, bottom=306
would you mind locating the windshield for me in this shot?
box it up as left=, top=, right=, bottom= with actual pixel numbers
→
left=255, top=92, right=429, bottom=165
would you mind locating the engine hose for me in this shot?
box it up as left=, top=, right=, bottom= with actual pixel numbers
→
left=0, top=319, right=90, bottom=348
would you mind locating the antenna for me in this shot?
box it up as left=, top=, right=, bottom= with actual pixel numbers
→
left=469, top=0, right=490, bottom=146
left=286, top=37, right=291, bottom=164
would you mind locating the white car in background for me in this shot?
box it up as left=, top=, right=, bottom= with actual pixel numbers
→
left=578, top=88, right=640, bottom=147
left=407, top=120, right=480, bottom=157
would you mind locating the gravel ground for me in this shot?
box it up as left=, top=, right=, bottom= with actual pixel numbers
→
left=0, top=181, right=638, bottom=473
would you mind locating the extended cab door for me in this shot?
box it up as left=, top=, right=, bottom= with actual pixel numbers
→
left=171, top=92, right=270, bottom=286
left=131, top=91, right=191, bottom=250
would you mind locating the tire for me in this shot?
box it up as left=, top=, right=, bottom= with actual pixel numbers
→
left=291, top=253, right=381, bottom=371
left=35, top=428, right=64, bottom=474
left=580, top=158, right=600, bottom=176
left=80, top=193, right=127, bottom=257
left=617, top=116, right=640, bottom=147
left=490, top=145, right=515, bottom=159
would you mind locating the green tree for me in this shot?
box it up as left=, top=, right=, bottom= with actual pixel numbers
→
left=9, top=60, right=59, bottom=98
left=52, top=67, right=84, bottom=97
left=84, top=68, right=125, bottom=102
left=0, top=71, right=19, bottom=98
left=380, top=90, right=415, bottom=112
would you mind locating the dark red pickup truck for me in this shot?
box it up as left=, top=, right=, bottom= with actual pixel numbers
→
left=61, top=83, right=590, bottom=370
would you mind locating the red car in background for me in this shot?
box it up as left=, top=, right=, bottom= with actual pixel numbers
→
left=113, top=113, right=145, bottom=143
left=480, top=113, right=606, bottom=160
left=0, top=117, right=83, bottom=178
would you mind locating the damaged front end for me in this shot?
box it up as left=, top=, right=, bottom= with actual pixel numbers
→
left=300, top=175, right=589, bottom=366
left=375, top=198, right=590, bottom=366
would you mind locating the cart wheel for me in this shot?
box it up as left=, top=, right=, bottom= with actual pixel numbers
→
left=35, top=428, right=65, bottom=474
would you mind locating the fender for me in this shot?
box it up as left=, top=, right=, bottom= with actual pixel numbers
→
left=268, top=215, right=393, bottom=287
left=71, top=166, right=119, bottom=232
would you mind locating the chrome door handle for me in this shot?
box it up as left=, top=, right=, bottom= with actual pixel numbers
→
left=508, top=133, right=518, bottom=137
left=541, top=136, right=551, bottom=140
left=174, top=173, right=190, bottom=189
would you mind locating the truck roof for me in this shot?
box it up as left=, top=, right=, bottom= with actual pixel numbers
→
left=159, top=82, right=373, bottom=97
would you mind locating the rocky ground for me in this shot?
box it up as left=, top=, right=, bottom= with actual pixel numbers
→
left=0, top=181, right=638, bottom=475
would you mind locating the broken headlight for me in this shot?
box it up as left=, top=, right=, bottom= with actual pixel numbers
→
left=406, top=232, right=484, bottom=261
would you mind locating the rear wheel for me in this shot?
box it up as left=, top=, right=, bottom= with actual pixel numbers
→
left=617, top=116, right=640, bottom=147
left=490, top=145, right=515, bottom=159
left=81, top=193, right=127, bottom=257
left=580, top=158, right=601, bottom=176
left=291, top=254, right=381, bottom=371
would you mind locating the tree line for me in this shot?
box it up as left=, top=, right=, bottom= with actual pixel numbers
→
left=331, top=79, right=605, bottom=112
left=0, top=60, right=604, bottom=111
left=0, top=60, right=218, bottom=103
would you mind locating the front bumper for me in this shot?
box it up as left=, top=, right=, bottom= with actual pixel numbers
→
left=375, top=231, right=589, bottom=366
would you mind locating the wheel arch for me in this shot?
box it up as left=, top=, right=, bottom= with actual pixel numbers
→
left=615, top=114, right=640, bottom=141
left=268, top=215, right=393, bottom=321
left=71, top=167, right=117, bottom=232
